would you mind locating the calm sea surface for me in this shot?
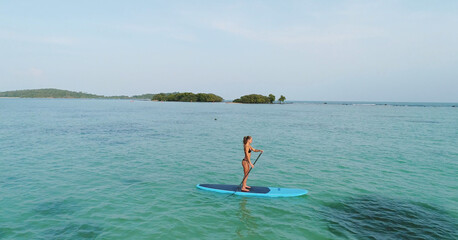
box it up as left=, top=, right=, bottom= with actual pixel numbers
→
left=1, top=99, right=457, bottom=239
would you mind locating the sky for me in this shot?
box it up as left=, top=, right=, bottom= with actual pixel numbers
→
left=0, top=0, right=457, bottom=102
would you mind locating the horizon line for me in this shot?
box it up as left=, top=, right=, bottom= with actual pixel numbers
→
left=1, top=88, right=457, bottom=104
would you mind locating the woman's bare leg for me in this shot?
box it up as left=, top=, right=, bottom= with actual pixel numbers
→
left=241, top=162, right=250, bottom=191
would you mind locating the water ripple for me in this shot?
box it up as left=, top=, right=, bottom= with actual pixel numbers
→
left=322, top=195, right=457, bottom=239
left=1, top=99, right=457, bottom=239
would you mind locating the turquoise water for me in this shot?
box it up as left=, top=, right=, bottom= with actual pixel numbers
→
left=1, top=99, right=457, bottom=239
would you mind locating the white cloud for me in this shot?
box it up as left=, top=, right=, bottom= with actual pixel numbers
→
left=0, top=31, right=78, bottom=46
left=115, top=24, right=197, bottom=42
left=39, top=36, right=77, bottom=45
left=211, top=21, right=384, bottom=47
left=28, top=68, right=44, bottom=77
left=11, top=68, right=45, bottom=78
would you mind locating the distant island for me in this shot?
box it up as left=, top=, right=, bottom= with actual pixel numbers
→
left=152, top=92, right=223, bottom=102
left=0, top=88, right=159, bottom=99
left=233, top=94, right=286, bottom=104
left=0, top=89, right=289, bottom=104
left=0, top=88, right=222, bottom=102
left=0, top=88, right=106, bottom=99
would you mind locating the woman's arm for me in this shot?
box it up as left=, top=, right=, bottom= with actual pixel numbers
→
left=250, top=146, right=263, bottom=153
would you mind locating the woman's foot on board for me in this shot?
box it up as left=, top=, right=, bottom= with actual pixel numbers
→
left=246, top=186, right=251, bottom=189
left=241, top=187, right=250, bottom=192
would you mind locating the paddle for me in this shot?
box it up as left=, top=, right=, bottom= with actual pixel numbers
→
left=228, top=152, right=263, bottom=197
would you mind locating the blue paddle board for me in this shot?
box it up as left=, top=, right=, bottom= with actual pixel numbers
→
left=196, top=184, right=308, bottom=197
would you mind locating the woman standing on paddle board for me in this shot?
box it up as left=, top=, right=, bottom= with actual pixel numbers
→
left=242, top=136, right=263, bottom=192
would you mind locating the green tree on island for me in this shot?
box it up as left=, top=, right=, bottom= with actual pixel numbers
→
left=152, top=92, right=223, bottom=102
left=152, top=93, right=171, bottom=101
left=233, top=94, right=271, bottom=104
left=196, top=93, right=223, bottom=102
left=279, top=95, right=286, bottom=104
left=268, top=94, right=275, bottom=104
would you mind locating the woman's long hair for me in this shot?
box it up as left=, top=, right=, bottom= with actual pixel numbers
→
left=243, top=136, right=252, bottom=145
